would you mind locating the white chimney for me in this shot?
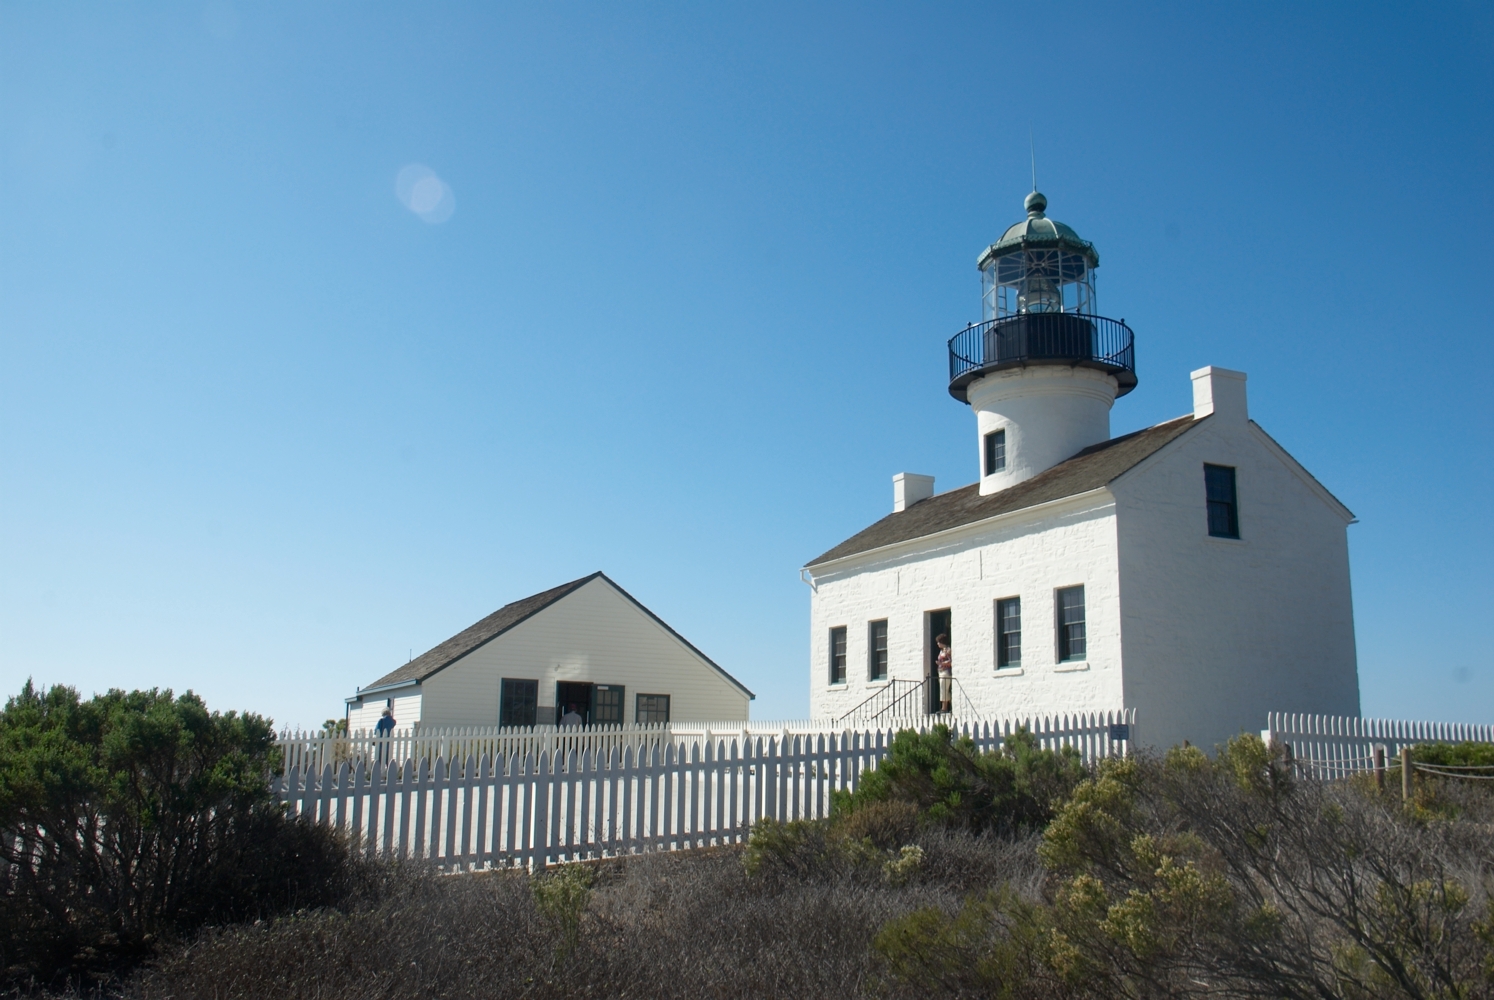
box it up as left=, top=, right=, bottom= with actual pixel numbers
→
left=1191, top=366, right=1248, bottom=423
left=893, top=473, right=934, bottom=512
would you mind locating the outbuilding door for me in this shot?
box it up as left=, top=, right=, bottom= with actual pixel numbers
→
left=556, top=681, right=593, bottom=724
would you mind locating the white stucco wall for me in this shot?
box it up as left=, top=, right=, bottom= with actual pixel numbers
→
left=410, top=578, right=750, bottom=726
left=968, top=365, right=1117, bottom=494
left=1112, top=414, right=1359, bottom=751
left=807, top=491, right=1125, bottom=724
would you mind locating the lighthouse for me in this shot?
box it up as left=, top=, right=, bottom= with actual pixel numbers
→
left=949, top=191, right=1137, bottom=494
left=802, top=186, right=1361, bottom=751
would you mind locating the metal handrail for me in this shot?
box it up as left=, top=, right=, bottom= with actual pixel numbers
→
left=835, top=678, right=922, bottom=725
left=869, top=679, right=928, bottom=722
left=947, top=312, right=1137, bottom=401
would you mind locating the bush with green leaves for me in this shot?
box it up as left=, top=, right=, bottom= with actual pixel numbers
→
left=1414, top=740, right=1494, bottom=768
left=874, top=735, right=1494, bottom=1000
left=0, top=681, right=361, bottom=987
left=836, top=724, right=1087, bottom=835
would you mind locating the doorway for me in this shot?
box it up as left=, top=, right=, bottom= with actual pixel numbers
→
left=926, top=609, right=951, bottom=714
left=555, top=681, right=593, bottom=724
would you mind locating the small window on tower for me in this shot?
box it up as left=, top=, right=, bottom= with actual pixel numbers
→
left=1204, top=464, right=1240, bottom=538
left=829, top=626, right=847, bottom=685
left=868, top=620, right=889, bottom=680
left=984, top=429, right=1007, bottom=475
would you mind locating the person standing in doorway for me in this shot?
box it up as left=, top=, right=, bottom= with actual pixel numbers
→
left=936, top=634, right=952, bottom=714
left=560, top=704, right=584, bottom=727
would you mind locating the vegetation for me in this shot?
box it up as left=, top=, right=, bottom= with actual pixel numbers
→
left=835, top=724, right=1088, bottom=835
left=4, top=686, right=1491, bottom=1000
left=0, top=682, right=365, bottom=989
left=874, top=736, right=1494, bottom=1000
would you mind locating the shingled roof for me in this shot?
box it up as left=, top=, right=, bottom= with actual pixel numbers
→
left=806, top=414, right=1200, bottom=568
left=360, top=574, right=601, bottom=691
left=358, top=572, right=755, bottom=699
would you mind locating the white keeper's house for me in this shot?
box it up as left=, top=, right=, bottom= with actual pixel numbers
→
left=803, top=191, right=1361, bottom=751
left=346, top=572, right=753, bottom=731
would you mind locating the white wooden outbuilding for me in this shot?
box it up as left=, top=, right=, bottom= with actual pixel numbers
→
left=346, top=573, right=753, bottom=731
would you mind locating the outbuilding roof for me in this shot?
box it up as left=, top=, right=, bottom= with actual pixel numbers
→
left=357, top=572, right=754, bottom=699
left=805, top=414, right=1200, bottom=568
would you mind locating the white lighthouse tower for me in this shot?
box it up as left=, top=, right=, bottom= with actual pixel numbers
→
left=948, top=191, right=1137, bottom=494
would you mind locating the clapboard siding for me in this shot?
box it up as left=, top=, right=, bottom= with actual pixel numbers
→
left=417, top=578, right=748, bottom=726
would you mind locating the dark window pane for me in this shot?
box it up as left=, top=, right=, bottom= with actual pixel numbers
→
left=500, top=678, right=538, bottom=727
left=997, top=597, right=1022, bottom=667
left=636, top=694, right=670, bottom=724
left=984, top=429, right=1007, bottom=475
left=1057, top=586, right=1086, bottom=661
left=830, top=626, right=848, bottom=684
left=1204, top=464, right=1239, bottom=538
left=869, top=620, right=889, bottom=680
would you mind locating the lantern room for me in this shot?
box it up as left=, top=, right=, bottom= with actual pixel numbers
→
left=979, top=191, right=1096, bottom=319
left=949, top=190, right=1136, bottom=404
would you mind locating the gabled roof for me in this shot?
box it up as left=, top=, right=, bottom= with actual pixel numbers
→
left=806, top=414, right=1199, bottom=568
left=357, top=572, right=754, bottom=699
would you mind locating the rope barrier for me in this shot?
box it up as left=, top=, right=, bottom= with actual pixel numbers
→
left=1413, top=763, right=1494, bottom=780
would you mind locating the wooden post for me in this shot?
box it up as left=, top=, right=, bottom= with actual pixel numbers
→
left=1400, top=746, right=1413, bottom=802
left=1374, top=746, right=1385, bottom=793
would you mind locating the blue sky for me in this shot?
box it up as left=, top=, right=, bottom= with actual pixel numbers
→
left=2, top=2, right=1490, bottom=730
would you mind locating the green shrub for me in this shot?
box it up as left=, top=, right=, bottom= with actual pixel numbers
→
left=1412, top=740, right=1494, bottom=768
left=874, top=736, right=1494, bottom=1000
left=837, top=725, right=1086, bottom=835
left=0, top=681, right=360, bottom=987
left=836, top=798, right=920, bottom=850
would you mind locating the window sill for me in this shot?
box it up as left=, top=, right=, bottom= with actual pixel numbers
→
left=827, top=682, right=848, bottom=690
left=1054, top=661, right=1090, bottom=673
left=1206, top=534, right=1246, bottom=545
left=865, top=679, right=891, bottom=689
left=992, top=666, right=1024, bottom=678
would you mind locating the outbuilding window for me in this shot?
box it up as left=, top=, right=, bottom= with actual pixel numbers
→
left=869, top=620, right=889, bottom=680
left=984, top=429, right=1007, bottom=475
left=499, top=678, right=538, bottom=727
left=829, top=626, right=848, bottom=684
left=1204, top=464, right=1240, bottom=538
left=636, top=693, right=671, bottom=724
left=996, top=597, right=1022, bottom=667
left=594, top=685, right=624, bottom=725
left=1056, top=586, right=1086, bottom=662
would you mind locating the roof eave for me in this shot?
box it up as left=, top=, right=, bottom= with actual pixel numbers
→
left=359, top=572, right=606, bottom=690
left=597, top=573, right=757, bottom=701
left=804, top=485, right=1116, bottom=576
left=348, top=677, right=422, bottom=702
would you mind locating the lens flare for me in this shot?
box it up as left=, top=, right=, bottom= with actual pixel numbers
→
left=395, top=163, right=455, bottom=224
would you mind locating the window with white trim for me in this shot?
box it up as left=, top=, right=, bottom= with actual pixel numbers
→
left=868, top=620, right=889, bottom=680
left=1056, top=586, right=1086, bottom=662
left=996, top=597, right=1021, bottom=667
left=829, top=626, right=848, bottom=684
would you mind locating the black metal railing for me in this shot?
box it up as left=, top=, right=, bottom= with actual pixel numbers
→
left=835, top=679, right=926, bottom=725
left=947, top=313, right=1137, bottom=401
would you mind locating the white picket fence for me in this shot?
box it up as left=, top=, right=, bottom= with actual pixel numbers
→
left=1263, top=712, right=1494, bottom=779
left=278, top=714, right=1036, bottom=774
left=274, top=710, right=1136, bottom=869
left=277, top=723, right=677, bottom=775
